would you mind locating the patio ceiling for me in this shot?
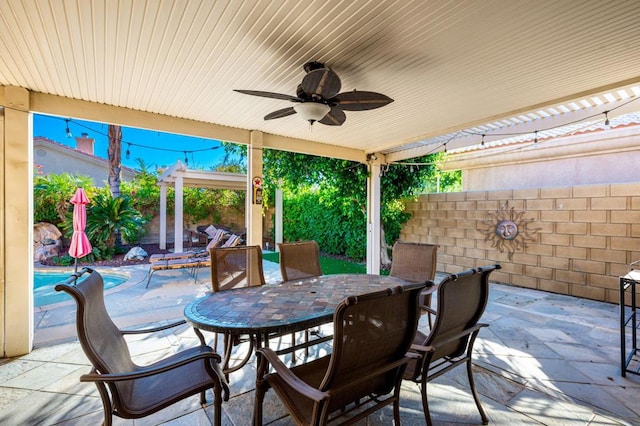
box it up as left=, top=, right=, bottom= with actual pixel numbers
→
left=1, top=0, right=640, bottom=162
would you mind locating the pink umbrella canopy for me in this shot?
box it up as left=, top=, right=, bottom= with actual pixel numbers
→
left=68, top=188, right=92, bottom=261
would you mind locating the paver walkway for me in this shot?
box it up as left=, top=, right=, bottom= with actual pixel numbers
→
left=1, top=260, right=639, bottom=425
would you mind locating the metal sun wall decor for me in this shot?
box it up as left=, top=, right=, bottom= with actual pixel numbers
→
left=479, top=202, right=540, bottom=260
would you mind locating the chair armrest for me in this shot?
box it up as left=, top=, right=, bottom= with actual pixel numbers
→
left=80, top=351, right=223, bottom=383
left=421, top=306, right=436, bottom=315
left=410, top=323, right=487, bottom=354
left=120, top=319, right=187, bottom=335
left=256, top=347, right=328, bottom=402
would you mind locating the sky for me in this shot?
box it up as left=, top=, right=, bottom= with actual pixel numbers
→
left=33, top=113, right=235, bottom=170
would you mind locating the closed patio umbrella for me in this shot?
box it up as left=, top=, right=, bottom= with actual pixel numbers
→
left=68, top=188, right=92, bottom=273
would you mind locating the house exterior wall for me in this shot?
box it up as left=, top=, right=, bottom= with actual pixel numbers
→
left=441, top=126, right=640, bottom=191
left=33, top=137, right=137, bottom=185
left=402, top=181, right=640, bottom=304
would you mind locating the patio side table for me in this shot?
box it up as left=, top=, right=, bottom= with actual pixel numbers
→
left=620, top=270, right=640, bottom=377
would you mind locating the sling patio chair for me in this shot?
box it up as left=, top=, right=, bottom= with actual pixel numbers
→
left=403, top=264, right=501, bottom=425
left=390, top=241, right=439, bottom=326
left=278, top=240, right=325, bottom=357
left=209, top=244, right=266, bottom=377
left=254, top=282, right=426, bottom=426
left=277, top=240, right=323, bottom=282
left=55, top=267, right=229, bottom=426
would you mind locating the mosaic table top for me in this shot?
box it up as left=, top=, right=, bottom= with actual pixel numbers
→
left=184, top=274, right=411, bottom=335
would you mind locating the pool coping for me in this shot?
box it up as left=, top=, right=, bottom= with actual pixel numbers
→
left=33, top=264, right=149, bottom=311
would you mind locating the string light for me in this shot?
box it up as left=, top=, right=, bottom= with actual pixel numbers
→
left=55, top=117, right=221, bottom=162
left=184, top=151, right=189, bottom=165
left=481, top=134, right=485, bottom=146
left=65, top=119, right=72, bottom=138
left=460, top=95, right=640, bottom=148
left=604, top=111, right=611, bottom=130
left=534, top=130, right=538, bottom=143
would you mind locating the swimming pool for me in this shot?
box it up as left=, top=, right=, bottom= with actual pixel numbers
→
left=34, top=271, right=128, bottom=307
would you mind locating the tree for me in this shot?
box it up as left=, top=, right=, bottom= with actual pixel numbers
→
left=221, top=142, right=449, bottom=263
left=107, top=124, right=123, bottom=248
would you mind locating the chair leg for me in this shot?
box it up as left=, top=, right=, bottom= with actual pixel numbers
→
left=393, top=396, right=401, bottom=425
left=145, top=269, right=155, bottom=288
left=421, top=379, right=433, bottom=426
left=254, top=352, right=268, bottom=426
left=193, top=327, right=207, bottom=346
left=213, top=383, right=223, bottom=426
left=291, top=332, right=297, bottom=364
left=95, top=382, right=113, bottom=426
left=467, top=359, right=489, bottom=425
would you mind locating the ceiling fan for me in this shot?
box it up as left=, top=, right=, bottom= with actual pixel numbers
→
left=234, top=62, right=393, bottom=126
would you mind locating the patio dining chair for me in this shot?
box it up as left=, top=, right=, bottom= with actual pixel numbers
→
left=390, top=241, right=439, bottom=326
left=403, top=264, right=501, bottom=425
left=209, top=245, right=266, bottom=377
left=277, top=240, right=322, bottom=282
left=55, top=267, right=229, bottom=426
left=254, top=282, right=426, bottom=426
left=278, top=240, right=324, bottom=356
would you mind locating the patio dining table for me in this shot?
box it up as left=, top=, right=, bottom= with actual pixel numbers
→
left=183, top=273, right=414, bottom=374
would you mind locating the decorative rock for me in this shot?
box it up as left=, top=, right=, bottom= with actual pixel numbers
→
left=124, top=246, right=148, bottom=261
left=33, top=222, right=64, bottom=261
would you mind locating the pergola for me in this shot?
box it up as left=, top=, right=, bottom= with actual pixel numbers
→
left=2, top=0, right=640, bottom=355
left=155, top=160, right=246, bottom=252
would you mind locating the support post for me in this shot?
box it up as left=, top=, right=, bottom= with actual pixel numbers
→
left=174, top=176, right=184, bottom=252
left=275, top=186, right=283, bottom=251
left=366, top=159, right=382, bottom=274
left=247, top=131, right=264, bottom=246
left=1, top=86, right=34, bottom=355
left=159, top=183, right=167, bottom=250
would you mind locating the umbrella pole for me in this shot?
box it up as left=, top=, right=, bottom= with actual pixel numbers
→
left=74, top=257, right=78, bottom=274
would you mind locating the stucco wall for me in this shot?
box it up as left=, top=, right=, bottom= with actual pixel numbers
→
left=34, top=137, right=137, bottom=185
left=401, top=182, right=640, bottom=303
left=440, top=126, right=640, bottom=191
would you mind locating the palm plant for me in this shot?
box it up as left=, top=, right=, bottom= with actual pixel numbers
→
left=85, top=191, right=147, bottom=253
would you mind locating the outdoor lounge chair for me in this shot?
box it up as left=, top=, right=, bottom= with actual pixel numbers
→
left=254, top=282, right=426, bottom=426
left=145, top=232, right=238, bottom=288
left=403, top=264, right=500, bottom=425
left=55, top=267, right=229, bottom=426
left=390, top=241, right=439, bottom=326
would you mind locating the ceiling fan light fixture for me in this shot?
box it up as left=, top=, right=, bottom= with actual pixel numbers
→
left=294, top=102, right=331, bottom=123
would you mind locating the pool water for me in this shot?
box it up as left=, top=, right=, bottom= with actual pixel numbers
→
left=34, top=271, right=127, bottom=307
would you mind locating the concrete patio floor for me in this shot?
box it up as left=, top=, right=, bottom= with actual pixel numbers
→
left=1, top=259, right=639, bottom=425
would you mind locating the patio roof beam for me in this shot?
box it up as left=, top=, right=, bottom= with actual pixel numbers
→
left=20, top=89, right=368, bottom=163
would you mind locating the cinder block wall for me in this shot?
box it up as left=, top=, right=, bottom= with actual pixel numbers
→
left=401, top=182, right=640, bottom=303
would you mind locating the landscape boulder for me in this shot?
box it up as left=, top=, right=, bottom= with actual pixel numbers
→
left=33, top=222, right=64, bottom=261
left=124, top=246, right=148, bottom=261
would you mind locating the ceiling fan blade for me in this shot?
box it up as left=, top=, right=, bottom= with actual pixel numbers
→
left=234, top=89, right=300, bottom=102
left=301, top=68, right=341, bottom=99
left=334, top=91, right=394, bottom=111
left=319, top=106, right=346, bottom=126
left=264, top=107, right=296, bottom=120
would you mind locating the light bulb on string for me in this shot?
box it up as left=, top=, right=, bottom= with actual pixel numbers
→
left=481, top=134, right=485, bottom=146
left=65, top=119, right=73, bottom=138
left=604, top=111, right=611, bottom=130
left=534, top=130, right=538, bottom=143
left=184, top=151, right=189, bottom=166
left=125, top=143, right=131, bottom=160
